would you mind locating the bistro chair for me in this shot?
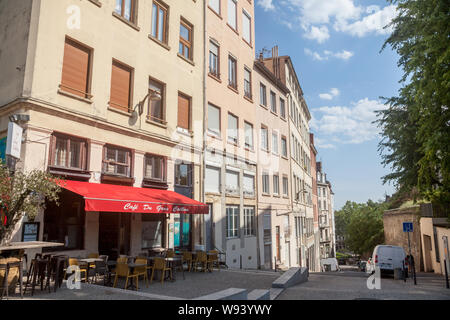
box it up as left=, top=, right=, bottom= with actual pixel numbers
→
left=166, top=250, right=175, bottom=258
left=207, top=250, right=220, bottom=272
left=193, top=251, right=208, bottom=272
left=93, top=259, right=110, bottom=286
left=113, top=262, right=139, bottom=290
left=150, top=257, right=172, bottom=284
left=67, top=258, right=87, bottom=283
left=133, top=258, right=149, bottom=288
left=182, top=252, right=193, bottom=272
left=0, top=258, right=23, bottom=300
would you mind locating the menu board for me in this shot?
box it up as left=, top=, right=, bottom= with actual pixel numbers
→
left=22, top=222, right=40, bottom=242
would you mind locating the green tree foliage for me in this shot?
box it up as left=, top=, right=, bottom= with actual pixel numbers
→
left=377, top=0, right=450, bottom=208
left=0, top=163, right=62, bottom=244
left=335, top=200, right=388, bottom=257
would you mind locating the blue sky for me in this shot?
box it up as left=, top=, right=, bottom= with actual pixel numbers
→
left=254, top=0, right=402, bottom=209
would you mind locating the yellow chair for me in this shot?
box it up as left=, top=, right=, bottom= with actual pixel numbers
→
left=207, top=250, right=220, bottom=272
left=182, top=252, right=193, bottom=272
left=150, top=257, right=172, bottom=284
left=113, top=263, right=139, bottom=290
left=166, top=250, right=175, bottom=258
left=133, top=258, right=149, bottom=288
left=67, top=258, right=87, bottom=282
left=194, top=251, right=208, bottom=272
left=87, top=253, right=99, bottom=268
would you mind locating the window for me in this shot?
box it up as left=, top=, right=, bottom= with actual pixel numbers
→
left=243, top=174, right=255, bottom=197
left=208, top=104, right=221, bottom=136
left=244, top=122, right=254, bottom=149
left=60, top=38, right=92, bottom=99
left=281, top=136, right=287, bottom=157
left=244, top=207, right=255, bottom=236
left=244, top=68, right=252, bottom=99
left=260, top=83, right=267, bottom=106
left=228, top=55, right=237, bottom=89
left=242, top=11, right=251, bottom=44
left=144, top=154, right=166, bottom=181
left=205, top=166, right=221, bottom=193
left=209, top=41, right=219, bottom=77
left=177, top=93, right=191, bottom=131
left=227, top=0, right=237, bottom=30
left=280, top=98, right=286, bottom=118
left=110, top=60, right=133, bottom=112
left=270, top=91, right=277, bottom=113
left=103, top=145, right=131, bottom=177
left=227, top=113, right=238, bottom=144
left=115, top=0, right=137, bottom=23
left=226, top=206, right=239, bottom=238
left=283, top=176, right=289, bottom=197
left=225, top=170, right=239, bottom=194
left=272, top=132, right=279, bottom=154
left=148, top=78, right=165, bottom=123
left=51, top=134, right=87, bottom=170
left=175, top=163, right=192, bottom=187
left=209, top=0, right=220, bottom=14
left=261, top=126, right=268, bottom=150
left=179, top=20, right=193, bottom=60
left=262, top=173, right=270, bottom=194
left=151, top=1, right=168, bottom=43
left=273, top=175, right=279, bottom=195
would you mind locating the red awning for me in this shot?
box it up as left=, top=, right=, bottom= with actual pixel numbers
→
left=59, top=180, right=208, bottom=215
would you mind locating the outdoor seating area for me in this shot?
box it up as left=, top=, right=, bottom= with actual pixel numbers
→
left=0, top=248, right=224, bottom=299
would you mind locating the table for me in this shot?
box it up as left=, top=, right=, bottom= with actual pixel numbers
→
left=78, top=258, right=104, bottom=283
left=104, top=261, right=117, bottom=287
left=166, top=257, right=184, bottom=280
left=0, top=241, right=64, bottom=254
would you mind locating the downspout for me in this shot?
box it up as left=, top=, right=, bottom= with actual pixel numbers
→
left=201, top=0, right=207, bottom=247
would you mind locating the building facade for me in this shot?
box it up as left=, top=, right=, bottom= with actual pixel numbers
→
left=0, top=0, right=205, bottom=258
left=317, top=162, right=336, bottom=260
left=204, top=0, right=259, bottom=269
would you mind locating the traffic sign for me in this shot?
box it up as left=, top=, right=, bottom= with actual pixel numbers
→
left=403, top=222, right=413, bottom=232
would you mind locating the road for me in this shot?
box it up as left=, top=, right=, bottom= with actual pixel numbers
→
left=277, top=270, right=450, bottom=300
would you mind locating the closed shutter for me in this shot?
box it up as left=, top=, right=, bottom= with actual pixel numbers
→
left=61, top=39, right=90, bottom=98
left=178, top=93, right=191, bottom=130
left=110, top=61, right=132, bottom=112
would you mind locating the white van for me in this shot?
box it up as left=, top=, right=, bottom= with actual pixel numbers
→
left=372, top=245, right=407, bottom=273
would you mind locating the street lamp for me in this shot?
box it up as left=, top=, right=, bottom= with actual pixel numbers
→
left=136, top=89, right=162, bottom=116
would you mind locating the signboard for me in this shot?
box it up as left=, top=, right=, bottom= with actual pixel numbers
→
left=0, top=137, right=6, bottom=162
left=22, top=222, right=40, bottom=242
left=403, top=222, right=413, bottom=233
left=6, top=122, right=23, bottom=159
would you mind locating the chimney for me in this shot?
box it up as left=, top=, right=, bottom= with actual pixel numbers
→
left=259, top=51, right=264, bottom=62
left=317, top=162, right=322, bottom=172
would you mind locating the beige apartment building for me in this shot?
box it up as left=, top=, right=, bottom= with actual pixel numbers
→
left=204, top=0, right=259, bottom=268
left=253, top=56, right=291, bottom=270
left=261, top=52, right=319, bottom=272
left=0, top=0, right=206, bottom=258
left=317, top=162, right=336, bottom=260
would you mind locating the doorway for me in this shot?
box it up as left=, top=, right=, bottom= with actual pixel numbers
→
left=276, top=226, right=281, bottom=262
left=423, top=235, right=433, bottom=272
left=174, top=162, right=193, bottom=249
left=98, top=213, right=130, bottom=260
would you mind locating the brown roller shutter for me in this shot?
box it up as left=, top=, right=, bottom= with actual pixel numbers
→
left=110, top=61, right=132, bottom=112
left=61, top=39, right=91, bottom=98
left=177, top=93, right=191, bottom=130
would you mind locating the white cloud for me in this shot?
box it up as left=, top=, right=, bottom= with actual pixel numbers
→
left=257, top=0, right=275, bottom=12
left=319, top=88, right=340, bottom=100
left=311, top=98, right=388, bottom=144
left=303, top=25, right=330, bottom=43
left=305, top=49, right=354, bottom=61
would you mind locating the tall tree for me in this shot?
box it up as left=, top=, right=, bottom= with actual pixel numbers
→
left=377, top=0, right=450, bottom=208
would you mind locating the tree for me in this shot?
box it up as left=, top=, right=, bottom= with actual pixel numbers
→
left=377, top=0, right=450, bottom=208
left=0, top=162, right=62, bottom=245
left=335, top=200, right=388, bottom=257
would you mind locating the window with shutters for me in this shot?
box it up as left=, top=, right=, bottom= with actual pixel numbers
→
left=227, top=0, right=237, bottom=30
left=102, top=145, right=132, bottom=177
left=209, top=41, right=220, bottom=78
left=283, top=176, right=289, bottom=197
left=227, top=113, right=238, bottom=144
left=205, top=166, right=221, bottom=193
left=273, top=175, right=279, bottom=195
left=177, top=92, right=191, bottom=131
left=60, top=38, right=92, bottom=100
left=260, top=83, right=267, bottom=107
left=261, top=125, right=268, bottom=151
left=208, top=104, right=221, bottom=137
left=225, top=170, right=239, bottom=195
left=272, top=131, right=279, bottom=155
left=270, top=91, right=277, bottom=114
left=280, top=98, right=286, bottom=119
left=262, top=173, right=270, bottom=194
left=281, top=136, right=288, bottom=158
left=110, top=60, right=133, bottom=112
left=244, top=121, right=254, bottom=150
left=228, top=55, right=237, bottom=89
left=244, top=67, right=252, bottom=99
left=243, top=174, right=255, bottom=197
left=148, top=78, right=165, bottom=124
left=242, top=10, right=252, bottom=45
left=114, top=0, right=137, bottom=23
left=209, top=0, right=221, bottom=15
left=179, top=19, right=193, bottom=61
left=151, top=1, right=168, bottom=44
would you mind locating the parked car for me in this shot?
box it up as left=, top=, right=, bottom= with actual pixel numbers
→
left=357, top=260, right=367, bottom=272
left=366, top=258, right=374, bottom=274
left=371, top=245, right=407, bottom=274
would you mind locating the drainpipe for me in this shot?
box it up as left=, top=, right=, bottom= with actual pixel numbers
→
left=201, top=0, right=207, bottom=248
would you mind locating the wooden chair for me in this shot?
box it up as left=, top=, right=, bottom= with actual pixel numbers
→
left=194, top=251, right=208, bottom=272
left=113, top=263, right=139, bottom=290
left=182, top=252, right=193, bottom=272
left=150, top=257, right=172, bottom=284
left=207, top=250, right=220, bottom=272
left=133, top=258, right=149, bottom=288
left=0, top=259, right=23, bottom=300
